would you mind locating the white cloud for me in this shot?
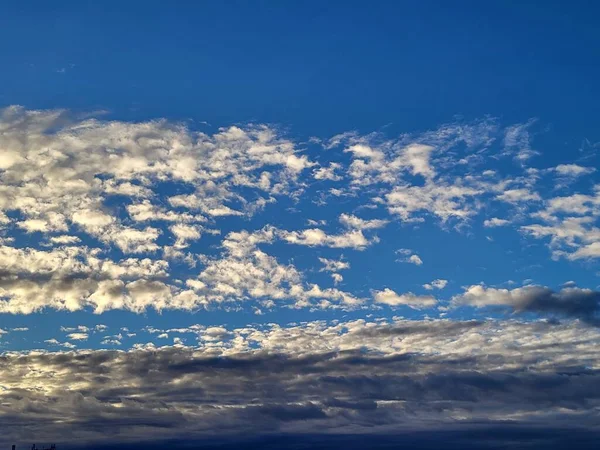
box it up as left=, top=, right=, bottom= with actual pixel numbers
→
left=318, top=257, right=350, bottom=273
left=313, top=162, right=343, bottom=181
left=395, top=249, right=423, bottom=266
left=423, top=279, right=448, bottom=290
left=503, top=120, right=539, bottom=161
left=331, top=273, right=343, bottom=285
left=496, top=188, right=541, bottom=204
left=408, top=254, right=423, bottom=265
left=373, top=288, right=436, bottom=308
left=279, top=228, right=372, bottom=249
left=338, top=213, right=388, bottom=230
left=484, top=217, right=510, bottom=227
left=0, top=106, right=598, bottom=318
left=66, top=332, right=89, bottom=341
left=0, top=107, right=313, bottom=258
left=554, top=164, right=595, bottom=177
left=49, top=235, right=82, bottom=245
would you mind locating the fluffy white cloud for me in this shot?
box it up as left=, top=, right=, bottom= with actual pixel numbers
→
left=318, top=257, right=350, bottom=273
left=484, top=217, right=510, bottom=227
left=496, top=188, right=541, bottom=204
left=0, top=106, right=598, bottom=317
left=554, top=164, right=596, bottom=177
left=279, top=228, right=372, bottom=249
left=423, top=279, right=448, bottom=290
left=313, top=162, right=343, bottom=181
left=338, top=213, right=388, bottom=230
left=0, top=106, right=312, bottom=254
left=373, top=288, right=436, bottom=308
left=395, top=249, right=423, bottom=265
left=66, top=332, right=89, bottom=341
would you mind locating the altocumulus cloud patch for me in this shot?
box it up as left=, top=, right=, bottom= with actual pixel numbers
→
left=0, top=107, right=599, bottom=446
left=0, top=107, right=598, bottom=316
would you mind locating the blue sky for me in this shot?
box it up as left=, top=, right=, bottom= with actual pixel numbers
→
left=0, top=1, right=600, bottom=447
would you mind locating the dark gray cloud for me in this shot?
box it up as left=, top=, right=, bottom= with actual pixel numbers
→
left=1, top=319, right=600, bottom=447
left=454, top=285, right=600, bottom=324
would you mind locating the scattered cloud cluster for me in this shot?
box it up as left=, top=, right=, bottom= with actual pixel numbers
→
left=0, top=107, right=598, bottom=317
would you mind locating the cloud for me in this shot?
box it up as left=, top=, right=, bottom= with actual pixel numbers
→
left=521, top=216, right=600, bottom=260
left=395, top=249, right=423, bottom=266
left=423, top=279, right=448, bottom=290
left=503, top=120, right=539, bottom=161
left=408, top=254, right=423, bottom=265
left=496, top=188, right=541, bottom=204
left=0, top=244, right=190, bottom=314
left=0, top=106, right=312, bottom=256
left=67, top=332, right=89, bottom=341
left=49, top=235, right=82, bottom=245
left=318, top=257, right=350, bottom=273
left=385, top=182, right=482, bottom=222
left=453, top=284, right=600, bottom=324
left=184, top=228, right=361, bottom=309
left=554, top=164, right=595, bottom=177
left=279, top=228, right=372, bottom=249
left=373, top=288, right=436, bottom=308
left=0, top=106, right=598, bottom=317
left=338, top=213, right=388, bottom=230
left=1, top=318, right=599, bottom=445
left=313, top=162, right=343, bottom=181
left=483, top=217, right=510, bottom=227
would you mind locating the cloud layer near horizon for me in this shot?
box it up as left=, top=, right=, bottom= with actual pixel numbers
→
left=1, top=318, right=600, bottom=446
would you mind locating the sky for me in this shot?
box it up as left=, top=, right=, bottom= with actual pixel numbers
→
left=0, top=1, right=599, bottom=448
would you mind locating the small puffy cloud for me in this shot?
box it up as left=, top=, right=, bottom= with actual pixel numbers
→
left=338, top=213, right=388, bottom=230
left=331, top=273, right=343, bottom=285
left=318, top=257, right=350, bottom=273
left=408, top=254, right=423, bottom=265
left=483, top=217, right=510, bottom=227
left=496, top=189, right=541, bottom=204
left=385, top=183, right=481, bottom=222
left=170, top=223, right=203, bottom=248
left=67, top=332, right=89, bottom=341
left=280, top=228, right=372, bottom=250
left=373, top=288, right=436, bottom=309
left=423, top=279, right=448, bottom=290
left=49, top=235, right=82, bottom=245
left=395, top=249, right=423, bottom=266
left=554, top=164, right=595, bottom=177
left=313, top=162, right=343, bottom=181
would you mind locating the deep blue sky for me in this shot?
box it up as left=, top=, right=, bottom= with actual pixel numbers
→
left=1, top=1, right=598, bottom=137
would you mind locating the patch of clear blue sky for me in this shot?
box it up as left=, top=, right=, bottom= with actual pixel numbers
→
left=0, top=0, right=599, bottom=351
left=0, top=0, right=598, bottom=138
